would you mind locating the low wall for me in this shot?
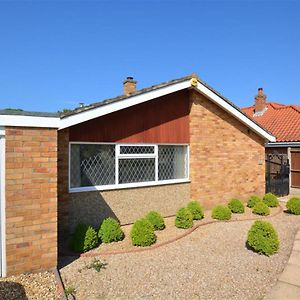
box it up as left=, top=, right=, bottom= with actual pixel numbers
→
left=69, top=182, right=190, bottom=232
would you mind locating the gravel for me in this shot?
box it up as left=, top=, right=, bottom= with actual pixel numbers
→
left=0, top=271, right=59, bottom=300
left=60, top=211, right=300, bottom=300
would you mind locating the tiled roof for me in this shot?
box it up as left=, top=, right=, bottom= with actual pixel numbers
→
left=0, top=109, right=59, bottom=117
left=242, top=102, right=300, bottom=142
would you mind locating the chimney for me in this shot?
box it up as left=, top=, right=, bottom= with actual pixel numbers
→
left=123, top=76, right=137, bottom=96
left=254, top=87, right=267, bottom=114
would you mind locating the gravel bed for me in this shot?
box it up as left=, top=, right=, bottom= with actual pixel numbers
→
left=0, top=271, right=59, bottom=300
left=60, top=210, right=300, bottom=300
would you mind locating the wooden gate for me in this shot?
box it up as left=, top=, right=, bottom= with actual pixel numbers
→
left=291, top=150, right=300, bottom=189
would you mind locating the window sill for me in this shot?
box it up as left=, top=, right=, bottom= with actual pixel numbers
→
left=69, top=178, right=190, bottom=193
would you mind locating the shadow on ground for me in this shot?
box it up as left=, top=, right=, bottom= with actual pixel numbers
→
left=0, top=281, right=27, bottom=300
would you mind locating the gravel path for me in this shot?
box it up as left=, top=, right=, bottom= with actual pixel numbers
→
left=0, top=271, right=59, bottom=300
left=60, top=212, right=300, bottom=300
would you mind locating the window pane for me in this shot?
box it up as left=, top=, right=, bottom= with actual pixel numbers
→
left=158, top=146, right=187, bottom=181
left=120, top=145, right=155, bottom=155
left=70, top=144, right=115, bottom=188
left=119, top=158, right=155, bottom=184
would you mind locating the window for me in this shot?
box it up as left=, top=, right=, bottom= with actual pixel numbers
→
left=70, top=143, right=189, bottom=191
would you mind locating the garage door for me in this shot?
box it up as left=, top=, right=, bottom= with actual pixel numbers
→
left=291, top=150, right=300, bottom=188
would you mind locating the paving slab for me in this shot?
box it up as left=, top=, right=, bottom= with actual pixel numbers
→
left=289, top=250, right=300, bottom=267
left=265, top=281, right=300, bottom=300
left=293, top=240, right=300, bottom=252
left=279, top=264, right=300, bottom=287
left=295, top=231, right=300, bottom=240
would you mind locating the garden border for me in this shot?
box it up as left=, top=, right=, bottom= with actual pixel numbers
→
left=76, top=205, right=284, bottom=258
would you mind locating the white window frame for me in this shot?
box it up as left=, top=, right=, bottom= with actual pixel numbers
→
left=69, top=142, right=189, bottom=193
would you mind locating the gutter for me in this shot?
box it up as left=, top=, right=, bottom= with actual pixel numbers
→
left=267, top=142, right=300, bottom=148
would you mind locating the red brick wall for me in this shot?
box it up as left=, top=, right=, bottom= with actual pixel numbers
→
left=189, top=91, right=266, bottom=208
left=5, top=127, right=57, bottom=276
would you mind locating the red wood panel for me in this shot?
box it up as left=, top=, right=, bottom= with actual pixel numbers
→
left=291, top=151, right=300, bottom=188
left=69, top=90, right=191, bottom=143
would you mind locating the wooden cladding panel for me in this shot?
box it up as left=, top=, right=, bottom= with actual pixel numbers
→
left=69, top=90, right=190, bottom=143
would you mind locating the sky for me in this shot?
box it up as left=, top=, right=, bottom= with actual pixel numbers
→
left=0, top=0, right=299, bottom=112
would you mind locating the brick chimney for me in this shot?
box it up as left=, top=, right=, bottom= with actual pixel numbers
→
left=254, top=87, right=267, bottom=114
left=123, top=77, right=137, bottom=96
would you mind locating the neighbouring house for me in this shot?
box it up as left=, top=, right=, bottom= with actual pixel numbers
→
left=0, top=74, right=275, bottom=277
left=242, top=88, right=300, bottom=195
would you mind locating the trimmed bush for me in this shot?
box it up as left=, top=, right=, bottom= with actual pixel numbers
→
left=70, top=224, right=99, bottom=253
left=187, top=201, right=204, bottom=220
left=146, top=211, right=165, bottom=230
left=252, top=201, right=270, bottom=216
left=263, top=193, right=279, bottom=207
left=286, top=197, right=300, bottom=215
left=228, top=198, right=245, bottom=213
left=247, top=195, right=262, bottom=208
left=130, top=218, right=156, bottom=247
left=175, top=208, right=193, bottom=229
left=247, top=220, right=279, bottom=256
left=211, top=205, right=232, bottom=220
left=98, top=218, right=124, bottom=243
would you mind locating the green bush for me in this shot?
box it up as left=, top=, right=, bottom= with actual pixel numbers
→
left=146, top=211, right=165, bottom=230
left=252, top=202, right=270, bottom=216
left=228, top=198, right=245, bottom=213
left=247, top=195, right=262, bottom=208
left=98, top=218, right=124, bottom=243
left=247, top=220, right=280, bottom=256
left=211, top=205, right=232, bottom=220
left=70, top=224, right=99, bottom=253
left=263, top=193, right=279, bottom=207
left=130, top=218, right=156, bottom=247
left=175, top=208, right=193, bottom=229
left=187, top=201, right=204, bottom=220
left=286, top=197, right=300, bottom=215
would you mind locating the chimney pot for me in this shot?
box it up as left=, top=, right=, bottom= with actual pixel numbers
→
left=254, top=87, right=267, bottom=114
left=123, top=76, right=137, bottom=96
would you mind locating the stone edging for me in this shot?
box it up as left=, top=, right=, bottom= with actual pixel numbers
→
left=79, top=205, right=283, bottom=258
left=53, top=267, right=67, bottom=300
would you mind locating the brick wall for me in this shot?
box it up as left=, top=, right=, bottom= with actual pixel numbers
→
left=5, top=127, right=57, bottom=275
left=189, top=91, right=266, bottom=208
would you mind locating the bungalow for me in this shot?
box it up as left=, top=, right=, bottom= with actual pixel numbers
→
left=242, top=88, right=300, bottom=195
left=0, top=74, right=275, bottom=276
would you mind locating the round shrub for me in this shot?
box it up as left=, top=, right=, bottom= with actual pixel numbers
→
left=98, top=218, right=124, bottom=243
left=130, top=218, right=156, bottom=247
left=228, top=198, right=245, bottom=213
left=247, top=220, right=279, bottom=256
left=70, top=224, right=99, bottom=253
left=247, top=195, right=262, bottom=208
left=175, top=208, right=193, bottom=229
left=286, top=197, right=300, bottom=215
left=211, top=205, right=232, bottom=220
left=187, top=201, right=204, bottom=220
left=146, top=211, right=165, bottom=230
left=252, top=201, right=270, bottom=216
left=263, top=193, right=279, bottom=207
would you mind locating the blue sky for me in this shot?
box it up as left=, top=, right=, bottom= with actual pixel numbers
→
left=0, top=0, right=299, bottom=112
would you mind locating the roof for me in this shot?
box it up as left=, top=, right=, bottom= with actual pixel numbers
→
left=0, top=74, right=275, bottom=141
left=0, top=109, right=59, bottom=118
left=242, top=102, right=300, bottom=142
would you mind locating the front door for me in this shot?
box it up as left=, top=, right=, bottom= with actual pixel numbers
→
left=291, top=150, right=300, bottom=189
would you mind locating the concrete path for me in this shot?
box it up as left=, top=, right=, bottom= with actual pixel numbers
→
left=265, top=230, right=300, bottom=300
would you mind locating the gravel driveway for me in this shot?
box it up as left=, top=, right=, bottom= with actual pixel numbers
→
left=60, top=212, right=300, bottom=300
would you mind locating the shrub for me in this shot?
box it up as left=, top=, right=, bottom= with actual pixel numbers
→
left=130, top=218, right=156, bottom=247
left=146, top=211, right=165, bottom=230
left=252, top=202, right=270, bottom=216
left=211, top=205, right=232, bottom=220
left=286, top=197, right=300, bottom=215
left=247, top=220, right=279, bottom=256
left=263, top=193, right=279, bottom=207
left=187, top=201, right=204, bottom=220
left=228, top=198, right=245, bottom=213
left=247, top=195, right=262, bottom=208
left=98, top=218, right=124, bottom=243
left=70, top=224, right=98, bottom=253
left=175, top=208, right=193, bottom=229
